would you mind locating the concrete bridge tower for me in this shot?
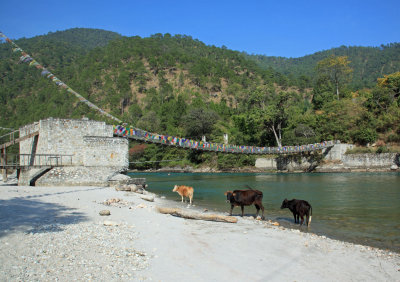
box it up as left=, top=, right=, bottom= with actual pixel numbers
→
left=18, top=118, right=129, bottom=186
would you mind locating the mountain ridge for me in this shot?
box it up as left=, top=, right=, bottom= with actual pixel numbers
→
left=0, top=28, right=399, bottom=165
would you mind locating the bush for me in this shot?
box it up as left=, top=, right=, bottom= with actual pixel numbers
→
left=387, top=133, right=400, bottom=143
left=352, top=128, right=378, bottom=145
left=345, top=147, right=374, bottom=154
left=217, top=154, right=256, bottom=169
left=376, top=146, right=389, bottom=154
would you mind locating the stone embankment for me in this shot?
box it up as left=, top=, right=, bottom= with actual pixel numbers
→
left=255, top=144, right=399, bottom=172
left=130, top=144, right=399, bottom=173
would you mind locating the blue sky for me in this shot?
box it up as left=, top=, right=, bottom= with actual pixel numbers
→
left=1, top=0, right=399, bottom=58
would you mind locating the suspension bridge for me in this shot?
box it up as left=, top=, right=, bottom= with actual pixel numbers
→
left=0, top=31, right=337, bottom=174
left=113, top=125, right=337, bottom=154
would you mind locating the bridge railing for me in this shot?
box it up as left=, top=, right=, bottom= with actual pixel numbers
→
left=0, top=129, right=19, bottom=146
left=113, top=125, right=339, bottom=154
left=0, top=154, right=74, bottom=168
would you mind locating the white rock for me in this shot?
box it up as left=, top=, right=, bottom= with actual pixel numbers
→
left=129, top=184, right=138, bottom=192
left=103, top=220, right=118, bottom=226
left=140, top=194, right=154, bottom=202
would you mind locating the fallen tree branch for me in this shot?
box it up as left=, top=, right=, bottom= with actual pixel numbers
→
left=157, top=207, right=237, bottom=223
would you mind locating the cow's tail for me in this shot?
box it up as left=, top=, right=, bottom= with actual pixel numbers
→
left=308, top=205, right=312, bottom=226
left=245, top=185, right=253, bottom=190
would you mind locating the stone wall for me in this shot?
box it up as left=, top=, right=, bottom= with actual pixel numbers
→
left=255, top=157, right=277, bottom=170
left=342, top=153, right=398, bottom=168
left=83, top=136, right=128, bottom=167
left=255, top=143, right=400, bottom=172
left=19, top=118, right=118, bottom=166
left=322, top=144, right=354, bottom=161
left=255, top=154, right=316, bottom=172
left=35, top=167, right=126, bottom=186
left=18, top=118, right=129, bottom=186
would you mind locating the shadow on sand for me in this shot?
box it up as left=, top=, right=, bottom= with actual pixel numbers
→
left=0, top=196, right=88, bottom=237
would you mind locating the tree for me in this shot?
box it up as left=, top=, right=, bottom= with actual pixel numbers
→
left=312, top=75, right=335, bottom=110
left=373, top=72, right=400, bottom=110
left=136, top=111, right=160, bottom=132
left=377, top=72, right=400, bottom=96
left=262, top=92, right=293, bottom=148
left=315, top=99, right=368, bottom=142
left=316, top=55, right=353, bottom=100
left=183, top=108, right=219, bottom=139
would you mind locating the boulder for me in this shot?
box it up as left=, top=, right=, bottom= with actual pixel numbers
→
left=99, top=210, right=111, bottom=216
left=129, top=184, right=138, bottom=192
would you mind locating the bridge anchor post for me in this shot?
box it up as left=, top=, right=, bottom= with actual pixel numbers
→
left=1, top=148, right=7, bottom=182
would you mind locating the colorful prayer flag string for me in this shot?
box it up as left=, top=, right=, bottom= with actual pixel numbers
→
left=0, top=31, right=122, bottom=123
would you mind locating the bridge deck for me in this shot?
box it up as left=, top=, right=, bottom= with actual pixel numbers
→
left=113, top=126, right=337, bottom=155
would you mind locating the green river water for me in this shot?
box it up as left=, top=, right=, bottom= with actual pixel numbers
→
left=128, top=172, right=400, bottom=252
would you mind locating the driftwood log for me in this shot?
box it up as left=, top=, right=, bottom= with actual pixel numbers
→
left=157, top=207, right=237, bottom=223
left=140, top=194, right=155, bottom=202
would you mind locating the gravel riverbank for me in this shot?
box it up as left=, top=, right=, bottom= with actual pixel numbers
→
left=0, top=183, right=399, bottom=281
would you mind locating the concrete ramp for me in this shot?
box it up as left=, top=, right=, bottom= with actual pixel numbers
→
left=18, top=167, right=52, bottom=186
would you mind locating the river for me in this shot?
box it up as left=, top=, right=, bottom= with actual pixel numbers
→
left=128, top=171, right=400, bottom=252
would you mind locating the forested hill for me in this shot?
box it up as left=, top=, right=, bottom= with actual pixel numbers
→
left=1, top=28, right=399, bottom=170
left=0, top=28, right=122, bottom=68
left=10, top=28, right=122, bottom=53
left=247, top=43, right=400, bottom=89
left=0, top=29, right=285, bottom=128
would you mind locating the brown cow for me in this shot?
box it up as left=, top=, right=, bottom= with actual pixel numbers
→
left=224, top=189, right=265, bottom=219
left=172, top=185, right=194, bottom=205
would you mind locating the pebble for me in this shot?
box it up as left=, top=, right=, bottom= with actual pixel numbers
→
left=0, top=222, right=148, bottom=281
left=99, top=210, right=111, bottom=216
left=103, top=220, right=118, bottom=226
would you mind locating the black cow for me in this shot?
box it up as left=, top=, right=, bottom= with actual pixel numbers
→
left=280, top=198, right=312, bottom=226
left=224, top=189, right=265, bottom=219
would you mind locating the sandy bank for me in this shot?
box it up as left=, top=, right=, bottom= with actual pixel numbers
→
left=0, top=184, right=399, bottom=281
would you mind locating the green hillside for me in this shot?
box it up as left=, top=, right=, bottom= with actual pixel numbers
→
left=247, top=44, right=400, bottom=89
left=1, top=29, right=399, bottom=169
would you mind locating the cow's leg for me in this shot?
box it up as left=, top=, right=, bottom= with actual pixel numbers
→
left=254, top=204, right=260, bottom=218
left=260, top=204, right=265, bottom=220
left=240, top=205, right=244, bottom=217
left=305, top=211, right=310, bottom=226
left=189, top=196, right=192, bottom=205
left=292, top=212, right=297, bottom=223
left=229, top=204, right=234, bottom=215
left=300, top=215, right=304, bottom=226
left=181, top=195, right=184, bottom=202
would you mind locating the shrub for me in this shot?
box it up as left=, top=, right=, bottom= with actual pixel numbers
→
left=345, top=147, right=374, bottom=154
left=387, top=133, right=400, bottom=143
left=376, top=146, right=389, bottom=154
left=352, top=128, right=378, bottom=145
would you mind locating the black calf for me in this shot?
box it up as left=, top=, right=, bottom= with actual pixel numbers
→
left=281, top=198, right=312, bottom=226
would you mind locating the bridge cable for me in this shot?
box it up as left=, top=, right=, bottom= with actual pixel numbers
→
left=0, top=32, right=122, bottom=123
